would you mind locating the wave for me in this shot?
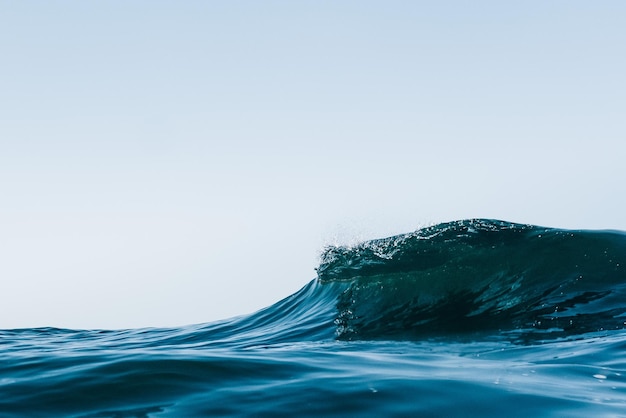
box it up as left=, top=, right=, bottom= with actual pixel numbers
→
left=316, top=219, right=626, bottom=341
left=134, top=218, right=626, bottom=347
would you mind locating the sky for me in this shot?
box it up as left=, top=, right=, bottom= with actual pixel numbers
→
left=1, top=1, right=625, bottom=330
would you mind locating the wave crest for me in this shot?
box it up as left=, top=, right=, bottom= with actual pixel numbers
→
left=317, top=219, right=626, bottom=341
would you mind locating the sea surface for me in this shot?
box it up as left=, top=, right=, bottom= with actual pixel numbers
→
left=2, top=219, right=626, bottom=417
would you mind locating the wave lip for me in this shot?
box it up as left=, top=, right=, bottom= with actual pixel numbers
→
left=317, top=219, right=626, bottom=341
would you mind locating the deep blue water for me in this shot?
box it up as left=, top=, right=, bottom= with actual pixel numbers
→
left=2, top=219, right=626, bottom=417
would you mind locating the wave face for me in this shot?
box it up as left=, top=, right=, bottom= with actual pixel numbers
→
left=2, top=219, right=626, bottom=417
left=318, top=219, right=626, bottom=341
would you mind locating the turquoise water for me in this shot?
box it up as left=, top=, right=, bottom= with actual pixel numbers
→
left=2, top=219, right=626, bottom=417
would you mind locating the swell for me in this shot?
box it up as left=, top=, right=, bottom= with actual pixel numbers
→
left=3, top=219, right=626, bottom=349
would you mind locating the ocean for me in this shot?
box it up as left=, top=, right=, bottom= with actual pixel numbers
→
left=2, top=219, right=626, bottom=417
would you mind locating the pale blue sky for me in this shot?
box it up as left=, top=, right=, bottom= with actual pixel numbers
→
left=1, top=1, right=625, bottom=329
